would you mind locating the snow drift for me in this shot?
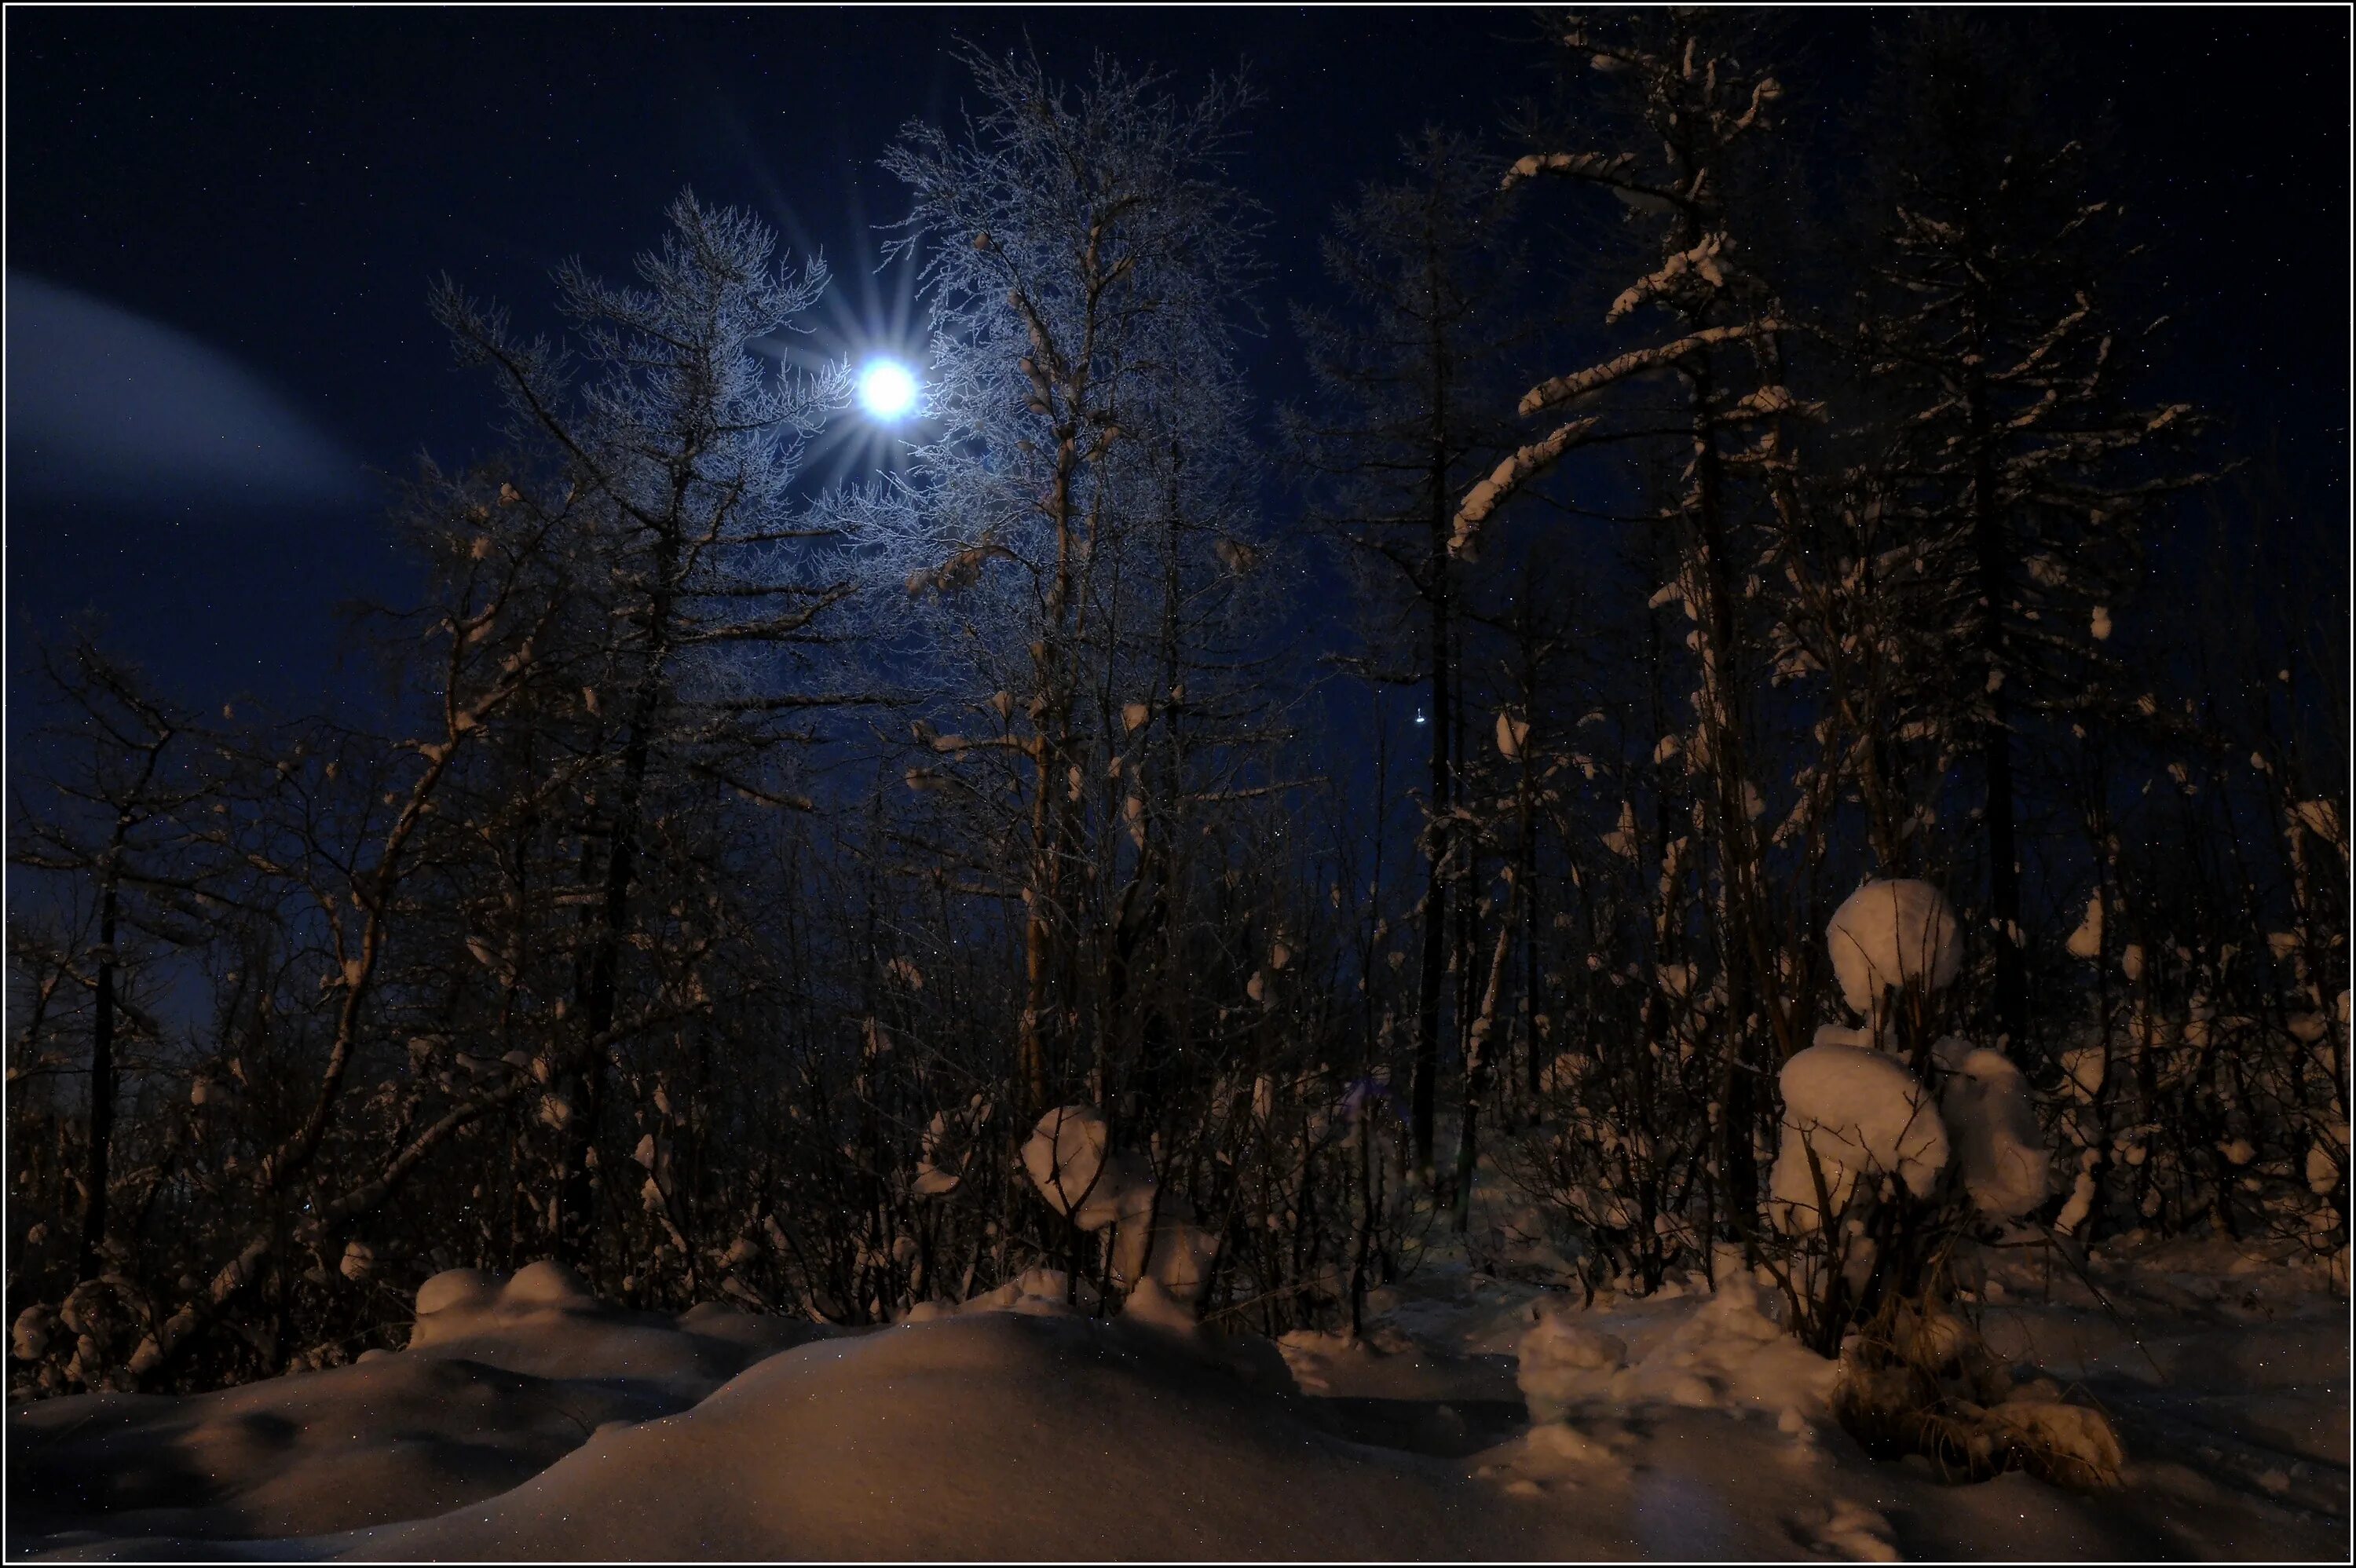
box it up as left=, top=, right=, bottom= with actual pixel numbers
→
left=7, top=1275, right=826, bottom=1545
left=9, top=1240, right=2345, bottom=1563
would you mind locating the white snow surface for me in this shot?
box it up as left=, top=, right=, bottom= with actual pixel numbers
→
left=10, top=1234, right=2347, bottom=1561
left=1517, top=1248, right=1838, bottom=1427
left=1827, top=879, right=1966, bottom=1017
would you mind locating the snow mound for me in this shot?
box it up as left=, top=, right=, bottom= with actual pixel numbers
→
left=950, top=1264, right=1095, bottom=1318
left=1933, top=1037, right=2051, bottom=1218
left=9, top=1343, right=680, bottom=1542
left=16, top=1232, right=2347, bottom=1563
left=1517, top=1314, right=1630, bottom=1421
left=404, top=1261, right=818, bottom=1392
left=1275, top=1325, right=1522, bottom=1408
left=1827, top=879, right=1964, bottom=1017
left=1769, top=1044, right=1949, bottom=1230
left=331, top=1308, right=1569, bottom=1561
left=9, top=1266, right=852, bottom=1546
left=1517, top=1256, right=1840, bottom=1427
left=1792, top=1496, right=1901, bottom=1562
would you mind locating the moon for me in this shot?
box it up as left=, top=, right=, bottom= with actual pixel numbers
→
left=857, top=357, right=919, bottom=421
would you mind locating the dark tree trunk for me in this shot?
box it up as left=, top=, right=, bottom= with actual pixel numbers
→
left=1411, top=441, right=1455, bottom=1186
left=1966, top=376, right=2029, bottom=1051
left=558, top=517, right=682, bottom=1266
left=78, top=869, right=120, bottom=1278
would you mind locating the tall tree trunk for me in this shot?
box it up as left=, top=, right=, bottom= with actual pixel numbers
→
left=1019, top=731, right=1062, bottom=1118
left=1685, top=352, right=1769, bottom=1239
left=1454, top=869, right=1517, bottom=1230
left=1410, top=257, right=1457, bottom=1186
left=1966, top=371, right=2029, bottom=1051
left=1412, top=446, right=1455, bottom=1186
left=78, top=864, right=120, bottom=1278
left=1658, top=66, right=1792, bottom=1244
left=558, top=515, right=682, bottom=1266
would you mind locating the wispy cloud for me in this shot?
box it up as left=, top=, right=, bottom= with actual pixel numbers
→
left=5, top=274, right=365, bottom=510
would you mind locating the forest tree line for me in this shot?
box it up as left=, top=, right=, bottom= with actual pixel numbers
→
left=8, top=10, right=2347, bottom=1414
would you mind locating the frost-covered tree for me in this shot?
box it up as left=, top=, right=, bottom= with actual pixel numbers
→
left=847, top=47, right=1266, bottom=1118
left=429, top=190, right=854, bottom=1260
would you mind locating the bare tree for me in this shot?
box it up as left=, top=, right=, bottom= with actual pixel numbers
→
left=11, top=641, right=214, bottom=1281
left=1285, top=127, right=1531, bottom=1186
left=1849, top=13, right=2208, bottom=1052
left=853, top=45, right=1263, bottom=1120
left=430, top=191, right=857, bottom=1259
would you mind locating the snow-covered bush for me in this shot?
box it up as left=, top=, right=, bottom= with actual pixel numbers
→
left=1931, top=1038, right=2050, bottom=1220
left=1767, top=1043, right=1949, bottom=1234
left=1762, top=874, right=2069, bottom=1365
left=1017, top=1106, right=1228, bottom=1312
left=1825, top=880, right=1965, bottom=1039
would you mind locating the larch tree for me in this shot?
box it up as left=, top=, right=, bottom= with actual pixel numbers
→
left=1451, top=9, right=1805, bottom=1237
left=9, top=642, right=214, bottom=1282
left=1285, top=127, right=1532, bottom=1187
left=851, top=46, right=1264, bottom=1124
left=430, top=190, right=858, bottom=1264
left=1853, top=13, right=2206, bottom=1052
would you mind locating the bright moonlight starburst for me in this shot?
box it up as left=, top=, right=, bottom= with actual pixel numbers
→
left=857, top=358, right=919, bottom=420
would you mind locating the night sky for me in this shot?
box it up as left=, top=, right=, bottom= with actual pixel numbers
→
left=7, top=6, right=2347, bottom=721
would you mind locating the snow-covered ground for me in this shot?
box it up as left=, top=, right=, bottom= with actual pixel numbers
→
left=9, top=1230, right=2347, bottom=1560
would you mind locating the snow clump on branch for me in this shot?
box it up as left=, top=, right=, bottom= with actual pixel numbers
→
left=1020, top=1106, right=1221, bottom=1307
left=1826, top=879, right=1964, bottom=1021
left=1769, top=1044, right=1949, bottom=1233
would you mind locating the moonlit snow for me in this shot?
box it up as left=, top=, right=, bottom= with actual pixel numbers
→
left=10, top=1237, right=2344, bottom=1561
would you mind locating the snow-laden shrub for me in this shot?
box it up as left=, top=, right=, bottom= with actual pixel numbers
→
left=1768, top=1044, right=1949, bottom=1234
left=1826, top=879, right=1963, bottom=1026
left=1021, top=1106, right=1153, bottom=1232
left=1018, top=1106, right=1222, bottom=1308
left=1931, top=1038, right=2050, bottom=1219
left=13, top=1305, right=55, bottom=1363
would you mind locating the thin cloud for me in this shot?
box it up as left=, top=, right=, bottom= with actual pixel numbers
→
left=5, top=274, right=365, bottom=511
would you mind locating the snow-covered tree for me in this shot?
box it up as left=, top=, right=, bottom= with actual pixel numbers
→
left=849, top=46, right=1267, bottom=1120
left=430, top=190, right=854, bottom=1261
left=1458, top=9, right=1808, bottom=1228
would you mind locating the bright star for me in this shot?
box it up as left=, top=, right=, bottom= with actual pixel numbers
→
left=858, top=358, right=918, bottom=421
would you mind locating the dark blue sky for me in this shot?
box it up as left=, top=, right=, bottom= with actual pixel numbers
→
left=6, top=5, right=2347, bottom=719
